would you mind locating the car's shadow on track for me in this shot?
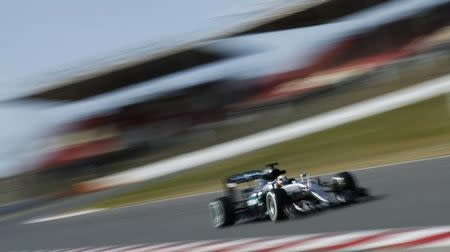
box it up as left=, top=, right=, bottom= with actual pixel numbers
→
left=235, top=194, right=388, bottom=226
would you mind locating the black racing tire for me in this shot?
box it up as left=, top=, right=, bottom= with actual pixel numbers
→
left=208, top=197, right=235, bottom=228
left=355, top=187, right=369, bottom=197
left=266, top=189, right=289, bottom=222
left=334, top=172, right=357, bottom=190
left=333, top=172, right=369, bottom=203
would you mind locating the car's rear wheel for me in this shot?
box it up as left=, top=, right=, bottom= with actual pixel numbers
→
left=209, top=197, right=235, bottom=228
left=266, top=189, right=289, bottom=221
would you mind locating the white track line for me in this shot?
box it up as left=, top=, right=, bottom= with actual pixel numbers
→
left=152, top=241, right=217, bottom=252
left=76, top=247, right=116, bottom=252
left=233, top=235, right=312, bottom=252
left=124, top=243, right=181, bottom=252
left=192, top=238, right=266, bottom=252
left=23, top=209, right=104, bottom=224
left=415, top=238, right=450, bottom=250
left=321, top=153, right=450, bottom=176
left=347, top=226, right=450, bottom=251
left=56, top=248, right=91, bottom=252
left=284, top=231, right=380, bottom=251
left=88, top=245, right=147, bottom=252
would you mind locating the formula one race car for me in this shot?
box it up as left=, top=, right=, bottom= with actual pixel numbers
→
left=208, top=163, right=369, bottom=228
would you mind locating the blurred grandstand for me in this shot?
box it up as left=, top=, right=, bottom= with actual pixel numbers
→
left=1, top=0, right=450, bottom=202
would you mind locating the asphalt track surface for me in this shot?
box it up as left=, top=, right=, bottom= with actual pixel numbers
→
left=1, top=155, right=450, bottom=251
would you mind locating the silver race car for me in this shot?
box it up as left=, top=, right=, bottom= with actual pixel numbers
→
left=209, top=163, right=369, bottom=227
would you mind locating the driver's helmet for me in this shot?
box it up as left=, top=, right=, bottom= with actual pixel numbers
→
left=300, top=173, right=309, bottom=184
left=275, top=175, right=289, bottom=187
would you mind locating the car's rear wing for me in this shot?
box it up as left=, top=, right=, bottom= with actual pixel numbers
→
left=225, top=163, right=286, bottom=186
left=226, top=170, right=266, bottom=185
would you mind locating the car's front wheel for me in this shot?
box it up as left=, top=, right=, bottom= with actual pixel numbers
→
left=331, top=172, right=368, bottom=202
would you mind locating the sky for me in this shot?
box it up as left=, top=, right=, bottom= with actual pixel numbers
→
left=0, top=0, right=439, bottom=88
left=1, top=0, right=438, bottom=98
left=0, top=0, right=249, bottom=95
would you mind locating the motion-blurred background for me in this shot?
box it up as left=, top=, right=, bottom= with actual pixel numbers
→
left=1, top=0, right=449, bottom=208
